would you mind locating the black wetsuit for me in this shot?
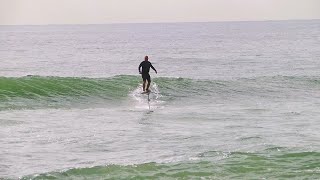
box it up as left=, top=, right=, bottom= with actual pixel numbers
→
left=138, top=61, right=156, bottom=82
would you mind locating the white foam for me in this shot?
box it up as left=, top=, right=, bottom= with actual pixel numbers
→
left=129, top=83, right=164, bottom=111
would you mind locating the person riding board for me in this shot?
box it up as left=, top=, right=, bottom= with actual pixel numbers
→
left=138, top=56, right=157, bottom=92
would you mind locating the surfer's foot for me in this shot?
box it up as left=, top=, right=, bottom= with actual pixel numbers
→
left=146, top=89, right=150, bottom=92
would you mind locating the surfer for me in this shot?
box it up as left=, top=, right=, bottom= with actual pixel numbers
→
left=138, top=55, right=157, bottom=92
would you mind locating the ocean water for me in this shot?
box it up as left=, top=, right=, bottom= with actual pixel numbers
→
left=1, top=20, right=320, bottom=179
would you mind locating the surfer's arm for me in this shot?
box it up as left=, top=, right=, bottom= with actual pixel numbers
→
left=138, top=63, right=142, bottom=74
left=151, top=64, right=157, bottom=74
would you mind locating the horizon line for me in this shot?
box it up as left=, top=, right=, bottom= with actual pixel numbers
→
left=0, top=18, right=319, bottom=26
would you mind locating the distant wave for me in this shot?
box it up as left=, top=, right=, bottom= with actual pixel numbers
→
left=0, top=75, right=318, bottom=110
left=21, top=150, right=320, bottom=179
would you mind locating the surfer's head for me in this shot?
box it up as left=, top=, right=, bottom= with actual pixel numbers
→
left=145, top=56, right=149, bottom=61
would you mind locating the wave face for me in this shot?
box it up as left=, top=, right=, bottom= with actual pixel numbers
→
left=0, top=75, right=319, bottom=110
left=0, top=75, right=139, bottom=110
left=21, top=150, right=320, bottom=179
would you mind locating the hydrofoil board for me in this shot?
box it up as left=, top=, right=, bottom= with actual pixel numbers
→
left=141, top=90, right=151, bottom=94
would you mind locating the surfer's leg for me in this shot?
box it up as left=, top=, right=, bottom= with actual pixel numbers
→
left=146, top=75, right=151, bottom=92
left=142, top=74, right=147, bottom=91
left=146, top=81, right=150, bottom=92
left=143, top=79, right=146, bottom=91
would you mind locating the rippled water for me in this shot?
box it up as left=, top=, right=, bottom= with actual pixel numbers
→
left=1, top=20, right=320, bottom=179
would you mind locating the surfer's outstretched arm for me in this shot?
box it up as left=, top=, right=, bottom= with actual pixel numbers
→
left=151, top=64, right=157, bottom=74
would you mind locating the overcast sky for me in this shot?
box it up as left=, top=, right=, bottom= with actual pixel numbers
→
left=0, top=0, right=319, bottom=25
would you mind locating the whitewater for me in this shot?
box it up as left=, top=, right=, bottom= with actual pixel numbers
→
left=1, top=20, right=320, bottom=179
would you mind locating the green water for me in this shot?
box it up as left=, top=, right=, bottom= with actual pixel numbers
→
left=22, top=150, right=320, bottom=179
left=1, top=21, right=320, bottom=179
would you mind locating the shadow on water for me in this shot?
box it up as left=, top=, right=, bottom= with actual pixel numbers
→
left=140, top=110, right=154, bottom=121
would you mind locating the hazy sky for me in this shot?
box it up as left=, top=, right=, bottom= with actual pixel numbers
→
left=0, top=0, right=319, bottom=25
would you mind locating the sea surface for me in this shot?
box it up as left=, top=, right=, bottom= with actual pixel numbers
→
left=1, top=20, right=320, bottom=179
